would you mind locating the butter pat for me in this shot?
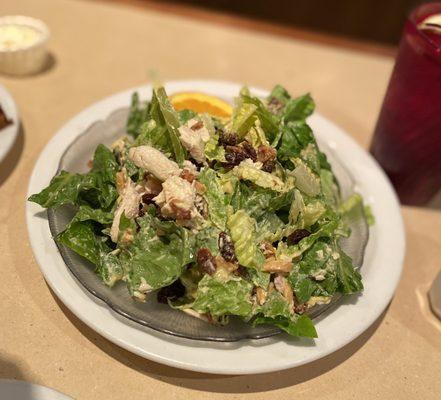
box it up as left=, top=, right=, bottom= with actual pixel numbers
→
left=0, top=16, right=50, bottom=76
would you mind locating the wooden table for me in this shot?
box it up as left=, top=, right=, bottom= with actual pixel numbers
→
left=0, top=0, right=440, bottom=398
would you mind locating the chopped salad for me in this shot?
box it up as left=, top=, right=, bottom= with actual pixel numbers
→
left=29, top=85, right=366, bottom=338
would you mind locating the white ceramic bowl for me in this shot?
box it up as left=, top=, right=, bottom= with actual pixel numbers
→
left=0, top=16, right=50, bottom=76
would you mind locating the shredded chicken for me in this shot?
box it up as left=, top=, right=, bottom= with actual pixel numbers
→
left=262, top=259, right=293, bottom=273
left=128, top=145, right=180, bottom=181
left=178, top=118, right=210, bottom=163
left=153, top=175, right=202, bottom=225
left=110, top=177, right=142, bottom=242
left=274, top=275, right=294, bottom=308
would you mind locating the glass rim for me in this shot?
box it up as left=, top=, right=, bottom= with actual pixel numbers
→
left=408, top=2, right=441, bottom=53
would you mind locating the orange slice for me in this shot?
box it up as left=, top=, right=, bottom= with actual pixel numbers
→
left=170, top=92, right=232, bottom=118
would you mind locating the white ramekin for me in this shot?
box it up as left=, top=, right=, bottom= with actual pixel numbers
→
left=0, top=16, right=50, bottom=76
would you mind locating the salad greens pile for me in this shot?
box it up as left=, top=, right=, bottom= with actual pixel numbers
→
left=29, top=85, right=366, bottom=338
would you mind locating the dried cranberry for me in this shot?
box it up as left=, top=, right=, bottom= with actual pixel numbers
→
left=218, top=232, right=237, bottom=262
left=157, top=279, right=186, bottom=304
left=287, top=229, right=311, bottom=245
left=197, top=248, right=217, bottom=275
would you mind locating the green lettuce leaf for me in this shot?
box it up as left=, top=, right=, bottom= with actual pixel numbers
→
left=198, top=168, right=227, bottom=230
left=253, top=291, right=317, bottom=338
left=126, top=92, right=150, bottom=138
left=177, top=109, right=197, bottom=124
left=71, top=205, right=113, bottom=225
left=124, top=216, right=194, bottom=292
left=151, top=87, right=186, bottom=164
left=227, top=210, right=265, bottom=269
left=133, top=119, right=170, bottom=154
left=202, top=113, right=226, bottom=162
left=231, top=182, right=293, bottom=219
left=320, top=169, right=340, bottom=209
left=232, top=160, right=287, bottom=192
left=28, top=171, right=84, bottom=208
left=191, top=275, right=253, bottom=317
left=256, top=213, right=293, bottom=243
left=333, top=242, right=363, bottom=294
left=268, top=85, right=290, bottom=105
left=283, top=93, right=315, bottom=122
left=276, top=214, right=339, bottom=260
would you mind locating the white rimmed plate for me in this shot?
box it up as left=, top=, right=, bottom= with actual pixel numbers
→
left=0, top=84, right=19, bottom=163
left=26, top=80, right=405, bottom=375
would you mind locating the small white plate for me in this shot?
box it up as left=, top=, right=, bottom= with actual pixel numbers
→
left=0, top=84, right=19, bottom=163
left=0, top=380, right=72, bottom=400
left=26, top=80, right=405, bottom=375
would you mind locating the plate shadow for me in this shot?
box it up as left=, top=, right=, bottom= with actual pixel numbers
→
left=49, top=285, right=388, bottom=393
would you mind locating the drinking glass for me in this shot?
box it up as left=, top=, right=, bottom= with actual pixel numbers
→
left=371, top=2, right=441, bottom=206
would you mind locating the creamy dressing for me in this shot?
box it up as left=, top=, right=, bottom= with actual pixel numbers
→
left=0, top=24, right=41, bottom=50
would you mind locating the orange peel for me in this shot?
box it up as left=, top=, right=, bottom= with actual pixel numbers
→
left=170, top=92, right=232, bottom=118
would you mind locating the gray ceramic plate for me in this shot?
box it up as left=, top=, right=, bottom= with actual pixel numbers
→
left=47, top=107, right=368, bottom=342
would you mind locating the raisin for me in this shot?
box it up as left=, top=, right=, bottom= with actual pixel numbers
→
left=218, top=130, right=238, bottom=147
left=257, top=145, right=276, bottom=163
left=142, top=193, right=156, bottom=205
left=262, top=160, right=275, bottom=173
left=197, top=248, right=217, bottom=275
left=235, top=266, right=248, bottom=278
left=157, top=279, right=186, bottom=304
left=242, top=142, right=257, bottom=161
left=287, top=229, right=311, bottom=245
left=218, top=232, right=237, bottom=262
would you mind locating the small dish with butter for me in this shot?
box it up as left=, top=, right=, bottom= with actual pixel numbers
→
left=0, top=16, right=50, bottom=76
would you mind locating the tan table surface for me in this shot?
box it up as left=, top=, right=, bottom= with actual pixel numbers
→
left=1, top=0, right=440, bottom=398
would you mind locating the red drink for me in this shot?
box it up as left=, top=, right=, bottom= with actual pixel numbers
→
left=371, top=3, right=441, bottom=206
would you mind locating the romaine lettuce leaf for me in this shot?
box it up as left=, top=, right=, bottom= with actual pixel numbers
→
left=232, top=160, right=287, bottom=192
left=57, top=220, right=124, bottom=286
left=333, top=242, right=363, bottom=294
left=151, top=87, right=187, bottom=164
left=28, top=171, right=84, bottom=208
left=320, top=169, right=340, bottom=209
left=283, top=93, right=315, bottom=122
left=191, top=275, right=253, bottom=317
left=126, top=92, right=150, bottom=138
left=247, top=268, right=271, bottom=289
left=133, top=119, right=170, bottom=154
left=71, top=205, right=113, bottom=225
left=198, top=168, right=227, bottom=230
left=124, top=216, right=194, bottom=291
left=276, top=215, right=339, bottom=260
left=177, top=109, right=197, bottom=124
left=268, top=85, right=290, bottom=105
left=256, top=213, right=293, bottom=243
left=253, top=291, right=317, bottom=338
left=201, top=113, right=226, bottom=162
left=253, top=314, right=317, bottom=338
left=227, top=210, right=265, bottom=269
left=231, top=182, right=293, bottom=219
